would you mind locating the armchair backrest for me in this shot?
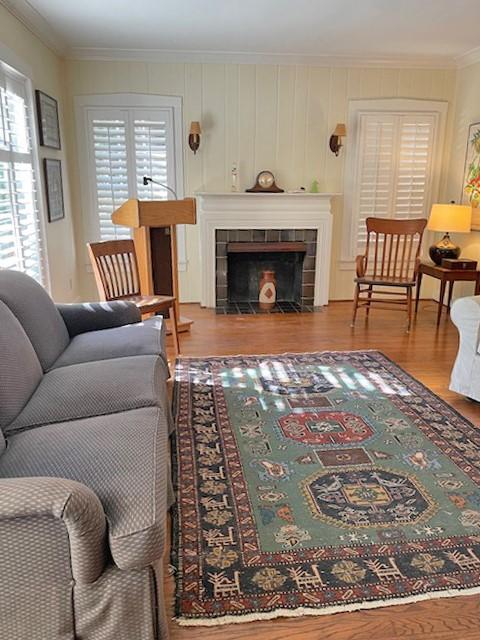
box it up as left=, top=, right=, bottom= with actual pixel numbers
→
left=0, top=270, right=70, bottom=370
left=0, top=300, right=43, bottom=431
left=363, top=217, right=427, bottom=281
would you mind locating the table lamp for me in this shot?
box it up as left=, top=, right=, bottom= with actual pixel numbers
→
left=427, top=203, right=472, bottom=265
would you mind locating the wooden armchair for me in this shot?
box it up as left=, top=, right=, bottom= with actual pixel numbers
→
left=352, top=217, right=427, bottom=332
left=88, top=239, right=180, bottom=354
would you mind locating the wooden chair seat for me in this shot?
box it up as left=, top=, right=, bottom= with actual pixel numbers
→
left=355, top=275, right=416, bottom=287
left=351, top=217, right=427, bottom=332
left=126, top=294, right=176, bottom=313
left=87, top=240, right=180, bottom=355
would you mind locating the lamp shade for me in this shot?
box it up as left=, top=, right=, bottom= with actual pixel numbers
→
left=427, top=204, right=472, bottom=233
left=333, top=123, right=346, bottom=137
left=189, top=121, right=201, bottom=135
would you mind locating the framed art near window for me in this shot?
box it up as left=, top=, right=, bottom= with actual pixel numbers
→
left=462, top=121, right=480, bottom=230
left=44, top=159, right=65, bottom=222
left=36, top=90, right=61, bottom=149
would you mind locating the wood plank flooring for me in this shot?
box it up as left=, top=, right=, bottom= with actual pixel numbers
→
left=164, top=300, right=480, bottom=640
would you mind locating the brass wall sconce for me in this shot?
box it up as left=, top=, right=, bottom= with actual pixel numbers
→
left=188, top=121, right=201, bottom=154
left=329, top=123, right=346, bottom=156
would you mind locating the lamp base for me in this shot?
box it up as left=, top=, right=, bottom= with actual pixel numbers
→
left=429, top=233, right=461, bottom=266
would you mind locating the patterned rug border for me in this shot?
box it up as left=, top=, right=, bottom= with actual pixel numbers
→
left=174, top=585, right=480, bottom=626
left=171, top=349, right=480, bottom=626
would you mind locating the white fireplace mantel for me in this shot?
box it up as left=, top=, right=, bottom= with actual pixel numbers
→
left=196, top=192, right=339, bottom=308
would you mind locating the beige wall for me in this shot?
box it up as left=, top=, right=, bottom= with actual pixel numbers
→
left=444, top=61, right=480, bottom=300
left=64, top=59, right=456, bottom=302
left=0, top=5, right=77, bottom=301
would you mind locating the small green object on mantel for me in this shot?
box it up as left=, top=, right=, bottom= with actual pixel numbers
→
left=310, top=179, right=319, bottom=193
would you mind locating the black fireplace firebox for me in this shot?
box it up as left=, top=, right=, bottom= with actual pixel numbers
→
left=215, top=229, right=317, bottom=314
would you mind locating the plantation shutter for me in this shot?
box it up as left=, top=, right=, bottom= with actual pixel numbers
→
left=86, top=108, right=174, bottom=242
left=134, top=117, right=171, bottom=200
left=353, top=111, right=436, bottom=253
left=0, top=63, right=44, bottom=283
left=89, top=114, right=131, bottom=241
left=394, top=115, right=435, bottom=222
left=355, top=114, right=397, bottom=247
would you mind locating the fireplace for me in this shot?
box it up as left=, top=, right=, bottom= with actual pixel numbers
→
left=216, top=229, right=317, bottom=313
left=196, top=192, right=335, bottom=310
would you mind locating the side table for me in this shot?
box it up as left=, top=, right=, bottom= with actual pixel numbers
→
left=415, top=262, right=480, bottom=326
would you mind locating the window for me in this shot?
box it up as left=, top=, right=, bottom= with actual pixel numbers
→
left=78, top=96, right=181, bottom=243
left=342, top=99, right=447, bottom=264
left=0, top=61, right=44, bottom=283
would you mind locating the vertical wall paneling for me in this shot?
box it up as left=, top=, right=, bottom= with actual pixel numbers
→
left=65, top=59, right=456, bottom=301
left=238, top=65, right=256, bottom=189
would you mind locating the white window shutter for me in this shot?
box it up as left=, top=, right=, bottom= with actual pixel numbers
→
left=350, top=111, right=437, bottom=257
left=134, top=119, right=170, bottom=200
left=355, top=114, right=397, bottom=248
left=91, top=117, right=131, bottom=241
left=393, top=115, right=435, bottom=221
left=85, top=107, right=176, bottom=243
left=0, top=65, right=44, bottom=284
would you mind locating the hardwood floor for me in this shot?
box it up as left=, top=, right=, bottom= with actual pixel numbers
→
left=164, top=300, right=480, bottom=640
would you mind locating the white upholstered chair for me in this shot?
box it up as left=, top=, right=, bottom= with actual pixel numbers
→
left=450, top=295, right=480, bottom=400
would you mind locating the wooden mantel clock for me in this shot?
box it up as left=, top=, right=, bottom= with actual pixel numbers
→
left=111, top=198, right=196, bottom=333
left=246, top=170, right=284, bottom=193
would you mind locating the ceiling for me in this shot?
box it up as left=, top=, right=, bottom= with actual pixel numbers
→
left=5, top=0, right=480, bottom=66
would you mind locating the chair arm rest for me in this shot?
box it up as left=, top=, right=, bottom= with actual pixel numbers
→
left=355, top=255, right=366, bottom=278
left=451, top=296, right=480, bottom=347
left=56, top=301, right=142, bottom=337
left=0, top=477, right=106, bottom=583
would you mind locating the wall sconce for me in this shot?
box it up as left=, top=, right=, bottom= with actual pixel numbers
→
left=329, top=123, right=346, bottom=156
left=188, top=121, right=201, bottom=154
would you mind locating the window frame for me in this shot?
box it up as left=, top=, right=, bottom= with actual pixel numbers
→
left=341, top=98, right=448, bottom=269
left=0, top=42, right=50, bottom=290
left=75, top=93, right=186, bottom=270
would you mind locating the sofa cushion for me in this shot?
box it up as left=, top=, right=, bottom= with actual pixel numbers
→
left=6, top=355, right=168, bottom=434
left=52, top=317, right=167, bottom=369
left=0, top=407, right=168, bottom=570
left=0, top=270, right=69, bottom=370
left=0, top=301, right=43, bottom=431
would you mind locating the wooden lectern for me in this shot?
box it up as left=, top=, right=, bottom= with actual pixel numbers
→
left=112, top=198, right=196, bottom=332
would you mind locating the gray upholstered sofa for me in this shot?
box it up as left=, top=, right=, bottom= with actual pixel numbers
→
left=0, top=270, right=172, bottom=640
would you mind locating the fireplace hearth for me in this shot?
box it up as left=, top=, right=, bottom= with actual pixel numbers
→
left=216, top=229, right=317, bottom=314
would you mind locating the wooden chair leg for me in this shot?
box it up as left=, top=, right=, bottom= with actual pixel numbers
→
left=351, top=284, right=360, bottom=327
left=366, top=285, right=373, bottom=318
left=169, top=303, right=180, bottom=356
left=406, top=287, right=412, bottom=333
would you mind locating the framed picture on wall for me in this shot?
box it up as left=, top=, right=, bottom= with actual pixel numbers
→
left=35, top=90, right=61, bottom=149
left=44, top=159, right=65, bottom=222
left=462, top=121, right=480, bottom=230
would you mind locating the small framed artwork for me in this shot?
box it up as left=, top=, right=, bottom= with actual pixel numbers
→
left=35, top=90, right=61, bottom=149
left=462, top=121, right=480, bottom=230
left=44, top=159, right=65, bottom=223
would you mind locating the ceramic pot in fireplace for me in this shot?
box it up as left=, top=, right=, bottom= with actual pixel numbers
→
left=259, top=270, right=276, bottom=311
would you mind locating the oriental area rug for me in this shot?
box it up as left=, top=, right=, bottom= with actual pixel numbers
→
left=172, top=351, right=480, bottom=626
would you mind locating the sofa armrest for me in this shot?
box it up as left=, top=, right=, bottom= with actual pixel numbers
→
left=56, top=301, right=141, bottom=337
left=0, top=477, right=106, bottom=583
left=451, top=296, right=480, bottom=347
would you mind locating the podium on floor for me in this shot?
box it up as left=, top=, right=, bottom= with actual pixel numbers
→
left=112, top=198, right=196, bottom=332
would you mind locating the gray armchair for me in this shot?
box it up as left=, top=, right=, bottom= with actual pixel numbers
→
left=0, top=270, right=172, bottom=640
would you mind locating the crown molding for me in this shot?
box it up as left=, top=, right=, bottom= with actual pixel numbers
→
left=0, top=0, right=67, bottom=55
left=455, top=45, right=480, bottom=69
left=67, top=46, right=457, bottom=69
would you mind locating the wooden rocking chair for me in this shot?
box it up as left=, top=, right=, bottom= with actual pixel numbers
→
left=351, top=217, right=427, bottom=332
left=88, top=239, right=180, bottom=354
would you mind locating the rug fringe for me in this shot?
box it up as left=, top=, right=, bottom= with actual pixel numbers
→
left=174, top=585, right=480, bottom=626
